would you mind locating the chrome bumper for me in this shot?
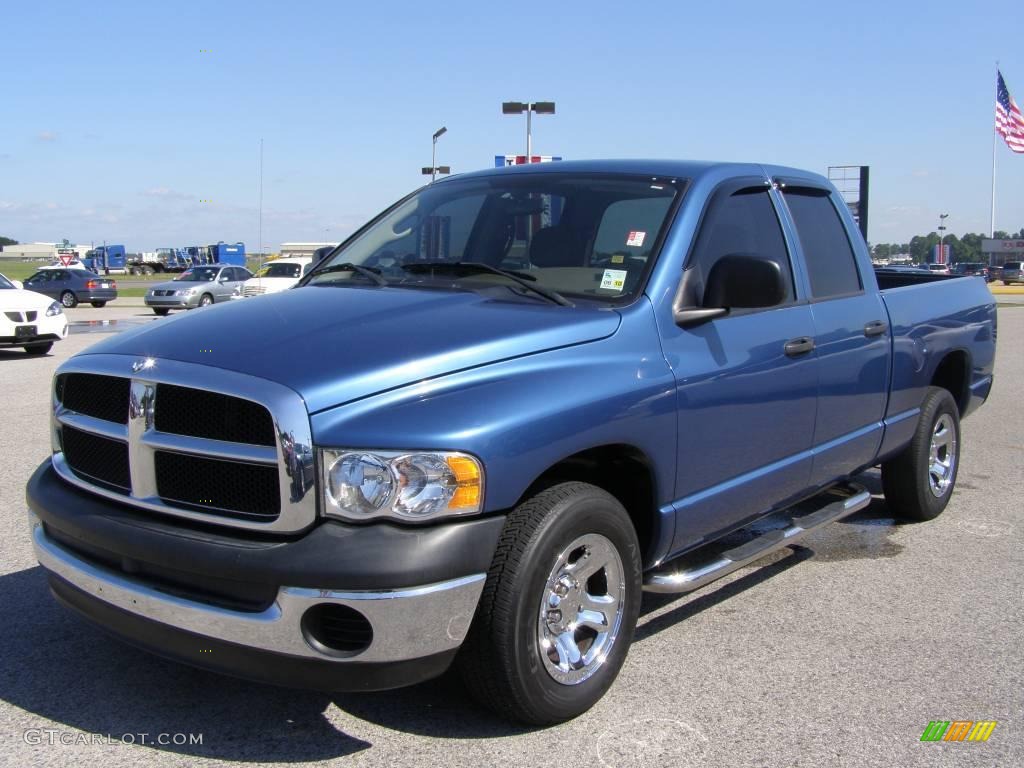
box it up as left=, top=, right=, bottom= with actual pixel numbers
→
left=30, top=512, right=485, bottom=664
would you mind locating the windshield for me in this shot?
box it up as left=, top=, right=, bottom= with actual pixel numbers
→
left=256, top=262, right=305, bottom=279
left=0, top=274, right=14, bottom=289
left=304, top=173, right=683, bottom=304
left=174, top=267, right=220, bottom=282
left=1005, top=262, right=1021, bottom=270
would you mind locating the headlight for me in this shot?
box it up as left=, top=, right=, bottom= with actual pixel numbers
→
left=45, top=301, right=62, bottom=317
left=321, top=449, right=483, bottom=522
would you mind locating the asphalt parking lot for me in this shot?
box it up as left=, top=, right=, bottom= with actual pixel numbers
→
left=0, top=303, right=1020, bottom=768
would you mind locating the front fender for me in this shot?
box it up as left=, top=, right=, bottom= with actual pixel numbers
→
left=310, top=302, right=677, bottom=516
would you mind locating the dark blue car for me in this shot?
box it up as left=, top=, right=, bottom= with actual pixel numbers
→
left=22, top=268, right=118, bottom=308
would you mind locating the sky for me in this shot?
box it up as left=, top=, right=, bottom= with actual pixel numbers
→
left=1, top=0, right=1022, bottom=252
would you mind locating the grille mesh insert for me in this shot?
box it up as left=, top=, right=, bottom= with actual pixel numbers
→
left=155, top=384, right=276, bottom=446
left=61, top=426, right=130, bottom=493
left=58, top=373, right=130, bottom=424
left=155, top=451, right=280, bottom=519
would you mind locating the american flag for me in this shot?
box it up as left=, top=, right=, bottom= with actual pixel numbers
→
left=996, top=70, right=1024, bottom=153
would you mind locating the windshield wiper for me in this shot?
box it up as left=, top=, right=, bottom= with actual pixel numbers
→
left=309, top=262, right=387, bottom=286
left=401, top=262, right=573, bottom=307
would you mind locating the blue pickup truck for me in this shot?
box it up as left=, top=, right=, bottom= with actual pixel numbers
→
left=26, top=160, right=995, bottom=725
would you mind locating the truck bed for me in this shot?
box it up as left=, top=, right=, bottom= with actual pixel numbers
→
left=875, top=272, right=996, bottom=461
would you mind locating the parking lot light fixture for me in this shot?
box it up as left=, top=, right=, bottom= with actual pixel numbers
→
left=502, top=101, right=556, bottom=162
left=938, top=213, right=949, bottom=263
left=425, top=126, right=448, bottom=183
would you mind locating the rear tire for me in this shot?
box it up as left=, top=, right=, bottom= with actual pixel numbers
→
left=24, top=342, right=53, bottom=355
left=60, top=291, right=78, bottom=308
left=457, top=482, right=641, bottom=725
left=153, top=308, right=170, bottom=316
left=882, top=386, right=961, bottom=522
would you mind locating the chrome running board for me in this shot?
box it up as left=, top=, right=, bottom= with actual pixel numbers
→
left=643, top=482, right=872, bottom=594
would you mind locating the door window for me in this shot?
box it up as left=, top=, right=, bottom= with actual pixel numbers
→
left=685, top=186, right=795, bottom=307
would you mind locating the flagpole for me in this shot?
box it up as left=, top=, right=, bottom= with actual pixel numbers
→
left=991, top=63, right=998, bottom=238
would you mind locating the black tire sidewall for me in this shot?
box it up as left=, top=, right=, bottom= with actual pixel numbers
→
left=504, top=487, right=642, bottom=722
left=893, top=387, right=961, bottom=521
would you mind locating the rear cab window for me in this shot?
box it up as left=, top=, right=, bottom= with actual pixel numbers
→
left=780, top=187, right=862, bottom=300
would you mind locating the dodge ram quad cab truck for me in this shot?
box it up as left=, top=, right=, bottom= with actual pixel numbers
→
left=26, top=160, right=996, bottom=725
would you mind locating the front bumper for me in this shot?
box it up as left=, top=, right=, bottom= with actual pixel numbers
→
left=26, top=461, right=505, bottom=690
left=145, top=294, right=199, bottom=309
left=0, top=315, right=68, bottom=346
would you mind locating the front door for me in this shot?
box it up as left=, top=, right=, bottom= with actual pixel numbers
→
left=658, top=180, right=819, bottom=555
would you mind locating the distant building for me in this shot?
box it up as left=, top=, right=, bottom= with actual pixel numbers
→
left=982, top=239, right=1024, bottom=267
left=0, top=242, right=92, bottom=261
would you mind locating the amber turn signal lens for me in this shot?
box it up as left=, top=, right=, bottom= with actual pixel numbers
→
left=446, top=455, right=482, bottom=510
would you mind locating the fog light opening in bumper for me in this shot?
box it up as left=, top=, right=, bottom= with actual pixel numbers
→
left=300, top=603, right=374, bottom=658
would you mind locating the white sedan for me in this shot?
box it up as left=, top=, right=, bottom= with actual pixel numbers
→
left=0, top=272, right=69, bottom=354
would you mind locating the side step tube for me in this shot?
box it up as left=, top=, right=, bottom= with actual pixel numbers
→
left=643, top=483, right=872, bottom=594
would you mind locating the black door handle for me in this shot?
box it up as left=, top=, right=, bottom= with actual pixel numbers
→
left=864, top=320, right=888, bottom=337
left=784, top=336, right=815, bottom=357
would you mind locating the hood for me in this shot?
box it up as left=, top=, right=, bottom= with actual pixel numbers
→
left=150, top=278, right=204, bottom=291
left=81, top=286, right=621, bottom=412
left=1, top=288, right=57, bottom=311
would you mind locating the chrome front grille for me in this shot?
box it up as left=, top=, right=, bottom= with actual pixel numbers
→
left=51, top=355, right=316, bottom=533
left=243, top=286, right=266, bottom=297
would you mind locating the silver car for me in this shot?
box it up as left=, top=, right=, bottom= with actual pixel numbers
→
left=145, top=265, right=252, bottom=315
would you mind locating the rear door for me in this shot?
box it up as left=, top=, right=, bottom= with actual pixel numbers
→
left=658, top=179, right=819, bottom=552
left=776, top=183, right=890, bottom=485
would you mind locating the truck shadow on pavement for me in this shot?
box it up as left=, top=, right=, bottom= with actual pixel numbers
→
left=0, top=567, right=371, bottom=761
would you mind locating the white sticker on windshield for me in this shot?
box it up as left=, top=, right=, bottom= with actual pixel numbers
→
left=626, top=230, right=646, bottom=247
left=600, top=269, right=628, bottom=291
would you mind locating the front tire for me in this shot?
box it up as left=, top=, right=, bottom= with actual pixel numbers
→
left=882, top=386, right=961, bottom=521
left=153, top=308, right=170, bottom=316
left=90, top=301, right=106, bottom=308
left=24, top=342, right=53, bottom=355
left=199, top=293, right=214, bottom=307
left=458, top=482, right=641, bottom=725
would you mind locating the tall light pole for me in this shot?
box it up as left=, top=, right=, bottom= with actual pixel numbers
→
left=501, top=101, right=555, bottom=161
left=938, top=213, right=949, bottom=264
left=430, top=126, right=447, bottom=182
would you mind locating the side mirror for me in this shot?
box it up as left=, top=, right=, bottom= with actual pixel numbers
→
left=704, top=254, right=786, bottom=309
left=674, top=254, right=786, bottom=328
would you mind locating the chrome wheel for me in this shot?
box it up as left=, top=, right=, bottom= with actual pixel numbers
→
left=537, top=533, right=625, bottom=686
left=928, top=413, right=957, bottom=498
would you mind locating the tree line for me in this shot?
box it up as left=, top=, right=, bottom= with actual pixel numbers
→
left=871, top=228, right=1024, bottom=263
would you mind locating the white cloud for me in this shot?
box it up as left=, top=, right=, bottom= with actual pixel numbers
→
left=141, top=187, right=193, bottom=200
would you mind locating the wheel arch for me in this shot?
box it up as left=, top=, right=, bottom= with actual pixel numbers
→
left=930, top=349, right=971, bottom=416
left=516, top=443, right=661, bottom=566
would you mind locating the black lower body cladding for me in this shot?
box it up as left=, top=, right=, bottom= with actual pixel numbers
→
left=26, top=460, right=505, bottom=593
left=25, top=460, right=506, bottom=690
